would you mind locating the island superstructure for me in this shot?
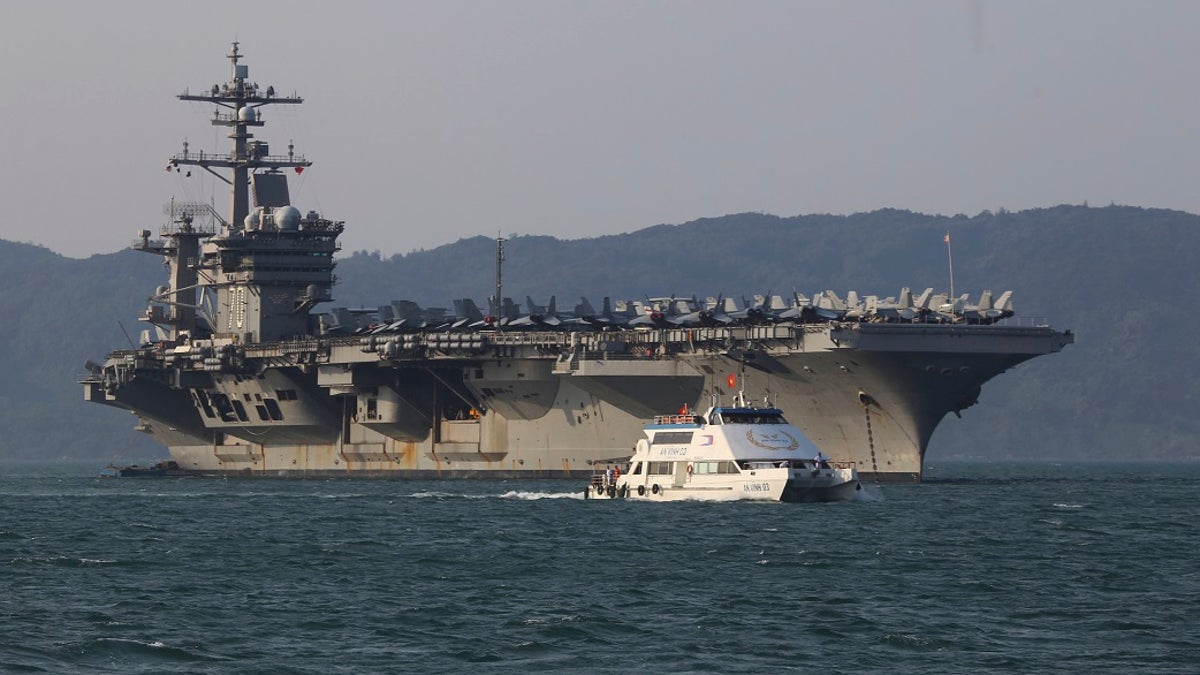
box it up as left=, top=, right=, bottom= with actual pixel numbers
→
left=82, top=45, right=1074, bottom=480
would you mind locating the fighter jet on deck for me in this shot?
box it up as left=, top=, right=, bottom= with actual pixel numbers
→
left=508, top=296, right=568, bottom=329
left=962, top=290, right=1014, bottom=324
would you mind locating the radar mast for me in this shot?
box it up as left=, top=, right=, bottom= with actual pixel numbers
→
left=172, top=41, right=309, bottom=227
left=136, top=44, right=344, bottom=344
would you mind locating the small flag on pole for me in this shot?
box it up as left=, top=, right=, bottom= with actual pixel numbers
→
left=727, top=373, right=737, bottom=389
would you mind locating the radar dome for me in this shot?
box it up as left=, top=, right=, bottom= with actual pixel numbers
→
left=238, top=106, right=257, bottom=122
left=244, top=209, right=262, bottom=230
left=274, top=205, right=301, bottom=230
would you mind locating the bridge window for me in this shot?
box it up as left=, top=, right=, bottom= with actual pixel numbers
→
left=652, top=431, right=693, bottom=445
left=211, top=392, right=236, bottom=422
left=230, top=399, right=250, bottom=422
left=192, top=390, right=215, bottom=419
left=263, top=399, right=284, bottom=421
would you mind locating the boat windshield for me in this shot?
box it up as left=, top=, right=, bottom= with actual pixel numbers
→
left=716, top=411, right=788, bottom=424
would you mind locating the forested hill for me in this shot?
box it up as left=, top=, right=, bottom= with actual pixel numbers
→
left=4, top=204, right=1196, bottom=461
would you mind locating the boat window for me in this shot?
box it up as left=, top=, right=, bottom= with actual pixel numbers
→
left=709, top=413, right=722, bottom=425
left=692, top=461, right=740, bottom=475
left=652, top=431, right=693, bottom=445
left=631, top=462, right=643, bottom=475
left=647, top=461, right=673, bottom=475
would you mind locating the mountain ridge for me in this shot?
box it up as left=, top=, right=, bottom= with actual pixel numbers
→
left=4, top=204, right=1193, bottom=461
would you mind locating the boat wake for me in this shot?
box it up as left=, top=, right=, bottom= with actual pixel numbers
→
left=408, top=490, right=584, bottom=500
left=854, top=484, right=885, bottom=502
left=497, top=490, right=585, bottom=501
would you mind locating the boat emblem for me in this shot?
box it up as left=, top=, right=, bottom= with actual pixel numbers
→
left=744, top=429, right=799, bottom=451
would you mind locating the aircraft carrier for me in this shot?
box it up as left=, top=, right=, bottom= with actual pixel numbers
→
left=82, top=45, right=1074, bottom=481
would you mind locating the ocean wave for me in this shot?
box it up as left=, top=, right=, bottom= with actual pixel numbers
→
left=9, top=555, right=122, bottom=568
left=60, top=637, right=224, bottom=664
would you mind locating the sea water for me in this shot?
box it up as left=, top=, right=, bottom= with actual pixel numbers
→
left=1, top=460, right=1197, bottom=673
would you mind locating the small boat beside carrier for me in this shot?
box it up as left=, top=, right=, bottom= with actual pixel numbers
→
left=586, top=398, right=861, bottom=502
left=100, top=460, right=191, bottom=478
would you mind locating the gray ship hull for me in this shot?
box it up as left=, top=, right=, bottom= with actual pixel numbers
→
left=85, top=322, right=1072, bottom=481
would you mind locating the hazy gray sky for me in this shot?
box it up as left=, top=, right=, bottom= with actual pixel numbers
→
left=3, top=1, right=1197, bottom=258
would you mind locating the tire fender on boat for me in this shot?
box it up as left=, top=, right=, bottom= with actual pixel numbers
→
left=651, top=483, right=661, bottom=495
left=686, top=463, right=693, bottom=476
left=637, top=485, right=646, bottom=496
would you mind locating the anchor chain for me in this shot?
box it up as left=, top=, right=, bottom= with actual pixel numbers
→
left=863, top=403, right=881, bottom=485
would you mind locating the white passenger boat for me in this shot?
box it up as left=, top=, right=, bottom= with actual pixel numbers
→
left=586, top=399, right=861, bottom=502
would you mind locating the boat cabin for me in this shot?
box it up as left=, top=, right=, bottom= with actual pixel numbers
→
left=587, top=403, right=859, bottom=501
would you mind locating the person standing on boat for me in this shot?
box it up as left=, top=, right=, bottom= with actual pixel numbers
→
left=814, top=450, right=829, bottom=470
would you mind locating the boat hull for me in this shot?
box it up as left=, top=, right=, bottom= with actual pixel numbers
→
left=586, top=468, right=861, bottom=502
left=85, top=323, right=1073, bottom=481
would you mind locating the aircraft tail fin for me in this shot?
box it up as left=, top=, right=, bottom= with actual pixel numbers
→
left=502, top=297, right=519, bottom=321
left=392, top=300, right=422, bottom=320
left=461, top=298, right=483, bottom=321
left=995, top=290, right=1013, bottom=312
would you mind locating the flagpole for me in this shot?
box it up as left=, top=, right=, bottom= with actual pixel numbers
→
left=945, top=231, right=955, bottom=300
